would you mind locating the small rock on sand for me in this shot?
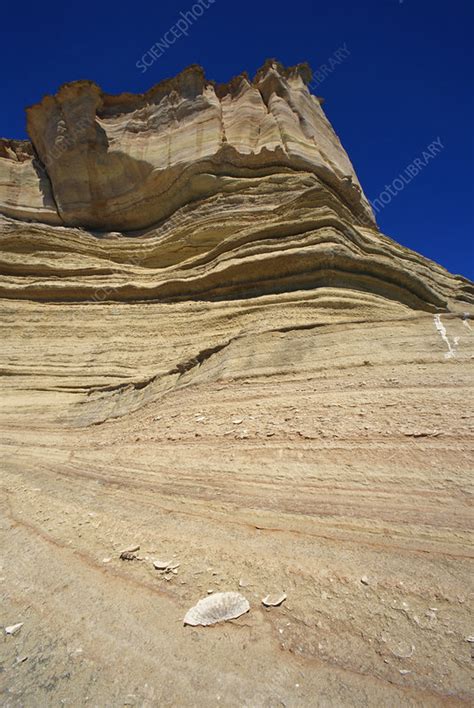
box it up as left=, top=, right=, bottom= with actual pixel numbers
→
left=262, top=593, right=287, bottom=607
left=5, top=623, right=23, bottom=636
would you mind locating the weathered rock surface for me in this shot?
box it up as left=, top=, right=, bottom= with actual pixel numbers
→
left=0, top=139, right=60, bottom=224
left=0, top=61, right=473, bottom=706
left=20, top=61, right=373, bottom=230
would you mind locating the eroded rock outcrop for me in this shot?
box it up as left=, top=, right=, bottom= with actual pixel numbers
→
left=0, top=139, right=60, bottom=224
left=22, top=62, right=373, bottom=230
left=1, top=62, right=473, bottom=314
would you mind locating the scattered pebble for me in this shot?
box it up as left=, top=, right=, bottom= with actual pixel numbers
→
left=262, top=593, right=287, bottom=607
left=390, top=643, right=415, bottom=659
left=120, top=545, right=140, bottom=556
left=153, top=560, right=172, bottom=570
left=154, top=560, right=180, bottom=575
left=5, top=623, right=23, bottom=636
left=360, top=575, right=370, bottom=585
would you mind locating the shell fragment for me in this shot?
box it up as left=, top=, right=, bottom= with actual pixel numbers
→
left=153, top=560, right=172, bottom=570
left=120, top=545, right=140, bottom=554
left=120, top=545, right=140, bottom=560
left=5, top=623, right=23, bottom=636
left=262, top=593, right=287, bottom=607
left=153, top=560, right=179, bottom=572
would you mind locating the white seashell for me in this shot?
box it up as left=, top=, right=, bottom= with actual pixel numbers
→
left=5, top=623, right=23, bottom=636
left=262, top=593, right=287, bottom=607
left=184, top=592, right=250, bottom=626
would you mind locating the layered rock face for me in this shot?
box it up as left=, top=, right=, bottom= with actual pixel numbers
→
left=19, top=62, right=373, bottom=230
left=1, top=62, right=473, bottom=706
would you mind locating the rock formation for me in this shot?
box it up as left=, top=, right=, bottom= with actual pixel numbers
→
left=1, top=61, right=473, bottom=706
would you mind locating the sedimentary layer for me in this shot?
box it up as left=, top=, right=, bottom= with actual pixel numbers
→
left=2, top=61, right=373, bottom=230
left=1, top=61, right=473, bottom=706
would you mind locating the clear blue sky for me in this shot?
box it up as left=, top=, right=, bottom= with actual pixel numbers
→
left=1, top=0, right=473, bottom=278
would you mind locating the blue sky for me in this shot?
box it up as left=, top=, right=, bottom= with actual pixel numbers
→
left=1, top=0, right=472, bottom=278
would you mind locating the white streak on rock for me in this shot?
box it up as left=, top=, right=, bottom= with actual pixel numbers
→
left=434, top=314, right=456, bottom=358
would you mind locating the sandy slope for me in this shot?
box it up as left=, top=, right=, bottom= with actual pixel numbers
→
left=1, top=309, right=473, bottom=707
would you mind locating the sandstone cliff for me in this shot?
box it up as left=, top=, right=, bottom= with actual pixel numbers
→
left=0, top=62, right=473, bottom=706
